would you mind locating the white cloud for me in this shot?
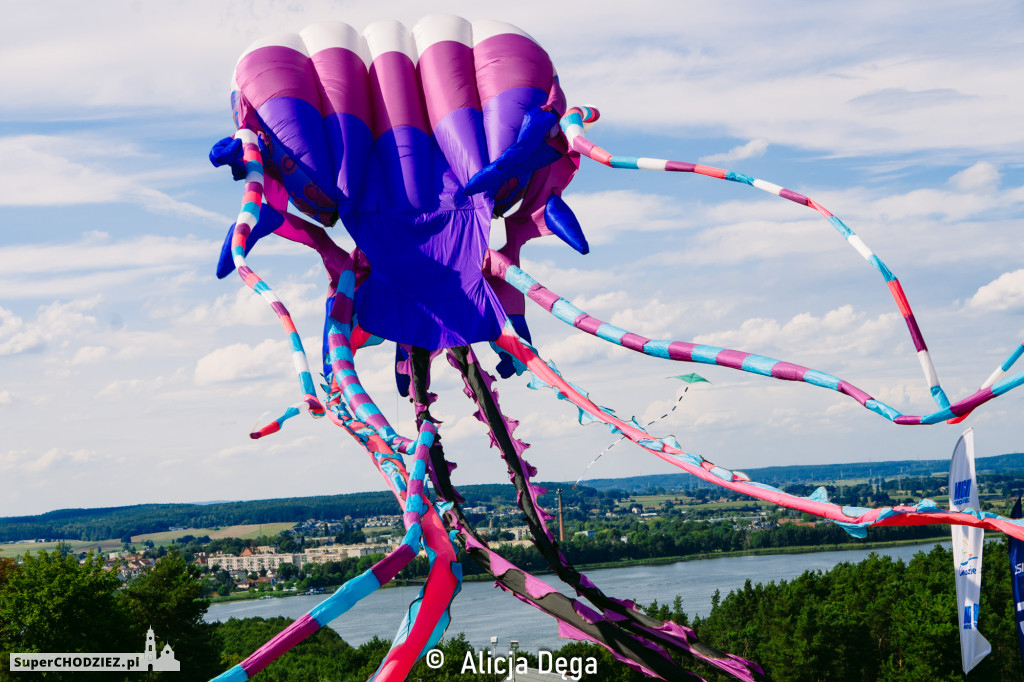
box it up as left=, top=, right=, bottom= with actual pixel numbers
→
left=0, top=390, right=13, bottom=405
left=693, top=306, right=901, bottom=359
left=949, top=162, right=1001, bottom=193
left=96, top=376, right=164, bottom=399
left=554, top=190, right=689, bottom=246
left=179, top=282, right=322, bottom=329
left=608, top=298, right=689, bottom=339
left=968, top=269, right=1024, bottom=312
left=700, top=139, right=769, bottom=164
left=0, top=298, right=101, bottom=356
left=0, top=135, right=228, bottom=222
left=653, top=217, right=837, bottom=267
left=72, top=346, right=110, bottom=364
left=266, top=435, right=319, bottom=455
left=211, top=443, right=259, bottom=460
left=0, top=1, right=1021, bottom=162
left=536, top=332, right=609, bottom=366
left=0, top=448, right=98, bottom=474
left=194, top=338, right=293, bottom=385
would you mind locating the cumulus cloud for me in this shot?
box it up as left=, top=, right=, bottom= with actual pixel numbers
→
left=948, top=161, right=1001, bottom=193
left=968, top=269, right=1024, bottom=312
left=179, top=282, right=322, bottom=328
left=653, top=216, right=837, bottom=267
left=0, top=298, right=101, bottom=356
left=553, top=190, right=689, bottom=246
left=700, top=139, right=769, bottom=164
left=72, top=345, right=110, bottom=364
left=694, top=305, right=901, bottom=358
left=194, top=338, right=292, bottom=385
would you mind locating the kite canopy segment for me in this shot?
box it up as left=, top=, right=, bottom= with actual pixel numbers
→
left=208, top=15, right=1024, bottom=682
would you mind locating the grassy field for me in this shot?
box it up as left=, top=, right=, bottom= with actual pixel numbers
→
left=623, top=494, right=769, bottom=512
left=131, top=522, right=296, bottom=546
left=0, top=522, right=297, bottom=559
left=0, top=538, right=122, bottom=559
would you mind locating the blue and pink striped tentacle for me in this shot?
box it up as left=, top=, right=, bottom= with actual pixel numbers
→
left=560, top=106, right=999, bottom=413
left=228, top=128, right=325, bottom=422
left=319, top=261, right=460, bottom=679
left=492, top=325, right=1024, bottom=541
left=484, top=250, right=1024, bottom=425
left=211, top=422, right=441, bottom=682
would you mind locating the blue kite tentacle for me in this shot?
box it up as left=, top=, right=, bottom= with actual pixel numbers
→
left=493, top=325, right=1024, bottom=541
left=484, top=249, right=1024, bottom=426
left=559, top=106, right=1024, bottom=417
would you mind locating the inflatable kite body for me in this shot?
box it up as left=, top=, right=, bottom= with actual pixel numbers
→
left=208, top=16, right=1024, bottom=681
left=218, top=17, right=581, bottom=350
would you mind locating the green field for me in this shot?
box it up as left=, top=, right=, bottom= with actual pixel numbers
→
left=0, top=539, right=122, bottom=559
left=0, top=522, right=297, bottom=559
left=130, top=522, right=295, bottom=546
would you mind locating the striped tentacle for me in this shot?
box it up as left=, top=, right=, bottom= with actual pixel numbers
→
left=408, top=359, right=754, bottom=681
left=211, top=422, right=438, bottom=682
left=485, top=249, right=1024, bottom=426
left=445, top=346, right=764, bottom=681
left=321, top=267, right=460, bottom=680
left=949, top=340, right=1024, bottom=424
left=493, top=326, right=1024, bottom=542
left=560, top=107, right=957, bottom=410
left=227, top=128, right=324, bottom=420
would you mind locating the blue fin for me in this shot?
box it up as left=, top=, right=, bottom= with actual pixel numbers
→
left=545, top=195, right=590, bottom=255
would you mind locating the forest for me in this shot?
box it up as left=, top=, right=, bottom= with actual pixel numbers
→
left=2, top=540, right=1022, bottom=680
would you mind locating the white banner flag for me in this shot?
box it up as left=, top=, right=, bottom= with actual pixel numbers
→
left=950, top=428, right=991, bottom=674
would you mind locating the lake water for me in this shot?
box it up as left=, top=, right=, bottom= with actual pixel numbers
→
left=205, top=541, right=950, bottom=652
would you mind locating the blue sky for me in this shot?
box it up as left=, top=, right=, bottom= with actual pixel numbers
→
left=1, top=1, right=1023, bottom=517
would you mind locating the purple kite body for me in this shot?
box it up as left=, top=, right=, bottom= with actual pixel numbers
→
left=208, top=15, right=1024, bottom=682
left=230, top=18, right=570, bottom=349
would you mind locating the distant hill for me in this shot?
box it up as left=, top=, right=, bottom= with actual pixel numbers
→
left=3, top=453, right=1021, bottom=543
left=0, top=483, right=611, bottom=544
left=581, top=452, right=1024, bottom=492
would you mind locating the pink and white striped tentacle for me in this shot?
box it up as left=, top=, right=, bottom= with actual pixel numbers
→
left=229, top=128, right=324, bottom=420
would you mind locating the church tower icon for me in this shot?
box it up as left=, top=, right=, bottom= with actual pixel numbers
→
left=141, top=627, right=181, bottom=672
left=144, top=627, right=157, bottom=662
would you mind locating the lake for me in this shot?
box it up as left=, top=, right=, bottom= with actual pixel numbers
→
left=205, top=541, right=951, bottom=652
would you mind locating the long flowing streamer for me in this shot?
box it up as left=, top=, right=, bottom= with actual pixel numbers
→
left=558, top=106, right=1024, bottom=420
left=485, top=249, right=1024, bottom=426
left=223, top=129, right=324, bottom=421
left=493, top=325, right=1024, bottom=541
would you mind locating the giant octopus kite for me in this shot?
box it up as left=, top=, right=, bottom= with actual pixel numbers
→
left=208, top=16, right=1024, bottom=681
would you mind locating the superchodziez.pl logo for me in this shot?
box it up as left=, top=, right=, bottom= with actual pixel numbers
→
left=9, top=627, right=180, bottom=673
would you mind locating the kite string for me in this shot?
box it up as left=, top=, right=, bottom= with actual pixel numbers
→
left=559, top=106, right=1024, bottom=418
left=573, top=386, right=691, bottom=488
left=486, top=250, right=1024, bottom=426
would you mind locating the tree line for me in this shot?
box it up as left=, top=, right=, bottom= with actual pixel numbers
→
left=5, top=540, right=1023, bottom=680
left=0, top=484, right=619, bottom=544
